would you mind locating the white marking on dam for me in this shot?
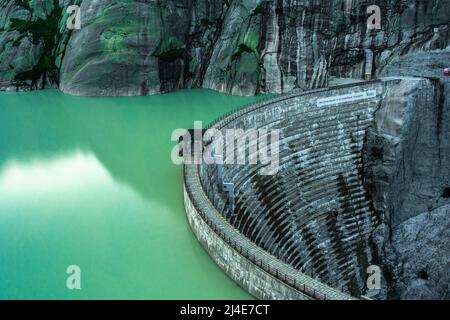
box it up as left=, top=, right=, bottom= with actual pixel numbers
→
left=317, top=90, right=377, bottom=107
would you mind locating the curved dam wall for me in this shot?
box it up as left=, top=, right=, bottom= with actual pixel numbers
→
left=184, top=79, right=402, bottom=299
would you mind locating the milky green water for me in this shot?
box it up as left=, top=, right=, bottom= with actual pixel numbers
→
left=0, top=89, right=265, bottom=300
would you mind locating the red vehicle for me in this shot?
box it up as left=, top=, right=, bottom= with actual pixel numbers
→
left=444, top=68, right=450, bottom=76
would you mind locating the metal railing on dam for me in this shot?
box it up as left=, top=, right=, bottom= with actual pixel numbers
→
left=183, top=78, right=402, bottom=300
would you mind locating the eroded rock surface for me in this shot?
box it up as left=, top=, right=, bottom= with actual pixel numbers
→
left=1, top=0, right=449, bottom=95
left=373, top=205, right=450, bottom=300
left=363, top=50, right=450, bottom=299
left=0, top=0, right=78, bottom=91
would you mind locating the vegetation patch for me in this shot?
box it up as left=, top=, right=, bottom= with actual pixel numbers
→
left=8, top=0, right=62, bottom=86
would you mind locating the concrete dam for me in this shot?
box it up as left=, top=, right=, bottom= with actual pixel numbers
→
left=183, top=77, right=443, bottom=300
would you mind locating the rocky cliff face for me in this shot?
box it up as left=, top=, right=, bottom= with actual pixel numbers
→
left=0, top=0, right=75, bottom=90
left=363, top=50, right=450, bottom=299
left=1, top=0, right=449, bottom=95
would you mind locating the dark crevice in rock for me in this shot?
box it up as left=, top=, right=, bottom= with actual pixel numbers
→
left=435, top=80, right=445, bottom=162
left=418, top=270, right=430, bottom=281
left=442, top=187, right=450, bottom=199
left=195, top=1, right=229, bottom=88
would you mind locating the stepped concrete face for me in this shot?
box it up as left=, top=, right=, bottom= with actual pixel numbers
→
left=184, top=77, right=448, bottom=300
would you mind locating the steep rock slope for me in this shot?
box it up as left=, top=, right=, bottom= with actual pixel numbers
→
left=363, top=49, right=450, bottom=299
left=0, top=0, right=77, bottom=90
left=1, top=0, right=449, bottom=95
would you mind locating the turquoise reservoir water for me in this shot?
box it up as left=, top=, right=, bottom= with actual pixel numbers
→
left=0, top=89, right=264, bottom=299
